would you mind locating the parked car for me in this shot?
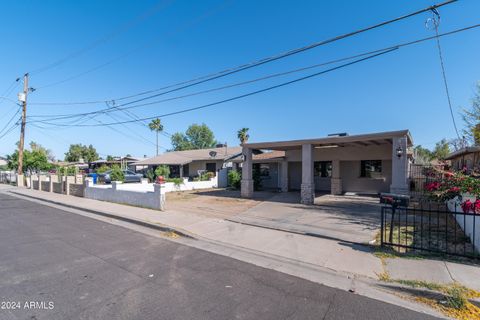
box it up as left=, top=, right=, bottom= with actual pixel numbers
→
left=97, top=170, right=143, bottom=184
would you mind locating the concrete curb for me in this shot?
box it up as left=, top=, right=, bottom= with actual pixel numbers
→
left=8, top=190, right=196, bottom=240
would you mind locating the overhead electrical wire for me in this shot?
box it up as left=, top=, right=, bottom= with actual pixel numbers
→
left=29, top=47, right=399, bottom=128
left=26, top=22, right=480, bottom=122
left=0, top=107, right=21, bottom=136
left=29, top=0, right=458, bottom=106
left=28, top=0, right=174, bottom=76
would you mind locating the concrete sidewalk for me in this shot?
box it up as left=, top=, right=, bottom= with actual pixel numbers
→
left=3, top=185, right=480, bottom=292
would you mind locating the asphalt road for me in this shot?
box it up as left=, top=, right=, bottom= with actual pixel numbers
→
left=0, top=193, right=439, bottom=320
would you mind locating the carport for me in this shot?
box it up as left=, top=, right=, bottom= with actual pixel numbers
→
left=240, top=130, right=413, bottom=204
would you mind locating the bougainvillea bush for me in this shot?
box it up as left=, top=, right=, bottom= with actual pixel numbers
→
left=424, top=170, right=480, bottom=213
left=424, top=171, right=480, bottom=201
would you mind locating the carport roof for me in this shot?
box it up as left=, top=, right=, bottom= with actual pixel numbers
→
left=243, top=130, right=413, bottom=151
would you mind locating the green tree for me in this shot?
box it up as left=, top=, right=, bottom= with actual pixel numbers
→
left=106, top=155, right=114, bottom=161
left=29, top=141, right=55, bottom=161
left=171, top=123, right=217, bottom=151
left=64, top=144, right=99, bottom=163
left=432, top=139, right=450, bottom=160
left=462, top=82, right=480, bottom=145
left=237, top=128, right=250, bottom=145
left=148, top=118, right=163, bottom=156
left=7, top=143, right=52, bottom=173
left=413, top=145, right=433, bottom=164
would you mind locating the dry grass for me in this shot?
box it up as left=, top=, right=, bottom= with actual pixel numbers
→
left=381, top=278, right=480, bottom=319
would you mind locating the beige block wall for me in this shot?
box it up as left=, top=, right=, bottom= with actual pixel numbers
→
left=283, top=144, right=393, bottom=193
left=340, top=160, right=392, bottom=194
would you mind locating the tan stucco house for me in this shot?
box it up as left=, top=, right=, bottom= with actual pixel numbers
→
left=239, top=130, right=413, bottom=204
left=445, top=146, right=480, bottom=171
left=133, top=146, right=242, bottom=179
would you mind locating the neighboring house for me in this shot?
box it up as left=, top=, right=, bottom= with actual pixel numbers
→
left=133, top=146, right=242, bottom=179
left=445, top=146, right=480, bottom=171
left=239, top=130, right=413, bottom=204
left=0, top=156, right=8, bottom=167
left=89, top=156, right=141, bottom=171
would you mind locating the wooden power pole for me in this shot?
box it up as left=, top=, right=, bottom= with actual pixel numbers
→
left=17, top=73, right=29, bottom=175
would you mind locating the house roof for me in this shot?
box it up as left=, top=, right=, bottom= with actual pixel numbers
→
left=445, top=146, right=480, bottom=160
left=133, top=146, right=243, bottom=166
left=229, top=150, right=286, bottom=162
left=243, top=130, right=413, bottom=151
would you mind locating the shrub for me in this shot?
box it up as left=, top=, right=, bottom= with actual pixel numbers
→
left=165, top=178, right=183, bottom=186
left=155, top=165, right=170, bottom=178
left=96, top=164, right=109, bottom=174
left=228, top=170, right=241, bottom=189
left=109, top=165, right=124, bottom=182
left=146, top=169, right=155, bottom=183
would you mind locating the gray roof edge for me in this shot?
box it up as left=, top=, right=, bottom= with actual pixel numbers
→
left=243, top=130, right=412, bottom=149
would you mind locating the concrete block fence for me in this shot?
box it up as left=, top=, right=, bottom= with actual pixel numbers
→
left=26, top=174, right=86, bottom=197
left=84, top=180, right=165, bottom=210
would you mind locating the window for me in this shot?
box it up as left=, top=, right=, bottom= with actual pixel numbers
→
left=206, top=163, right=216, bottom=173
left=259, top=164, right=270, bottom=177
left=314, top=161, right=332, bottom=177
left=360, top=160, right=382, bottom=178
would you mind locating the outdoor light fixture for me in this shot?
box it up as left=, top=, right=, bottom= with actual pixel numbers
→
left=396, top=145, right=403, bottom=158
left=315, top=145, right=339, bottom=149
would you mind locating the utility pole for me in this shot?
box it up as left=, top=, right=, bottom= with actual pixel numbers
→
left=17, top=73, right=29, bottom=175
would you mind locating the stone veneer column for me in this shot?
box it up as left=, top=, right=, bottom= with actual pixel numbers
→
left=280, top=160, right=288, bottom=192
left=301, top=144, right=314, bottom=205
left=390, top=136, right=409, bottom=195
left=241, top=147, right=254, bottom=198
left=331, top=159, right=342, bottom=195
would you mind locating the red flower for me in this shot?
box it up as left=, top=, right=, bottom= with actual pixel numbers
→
left=462, top=200, right=473, bottom=213
left=449, top=187, right=460, bottom=193
left=475, top=200, right=480, bottom=213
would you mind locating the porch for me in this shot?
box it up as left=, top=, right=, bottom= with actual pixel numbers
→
left=241, top=130, right=413, bottom=204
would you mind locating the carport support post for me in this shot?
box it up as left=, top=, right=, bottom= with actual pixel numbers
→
left=301, top=144, right=314, bottom=205
left=280, top=160, right=288, bottom=192
left=241, top=147, right=254, bottom=198
left=390, top=136, right=409, bottom=195
left=331, top=159, right=342, bottom=195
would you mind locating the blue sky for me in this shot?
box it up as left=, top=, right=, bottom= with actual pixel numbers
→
left=0, top=0, right=479, bottom=159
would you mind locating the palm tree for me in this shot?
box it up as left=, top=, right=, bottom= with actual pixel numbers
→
left=237, top=128, right=250, bottom=145
left=148, top=118, right=164, bottom=156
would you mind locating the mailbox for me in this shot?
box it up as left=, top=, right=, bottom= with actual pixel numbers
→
left=380, top=193, right=410, bottom=208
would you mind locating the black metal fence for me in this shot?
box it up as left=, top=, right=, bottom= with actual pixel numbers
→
left=409, top=164, right=446, bottom=199
left=380, top=202, right=479, bottom=258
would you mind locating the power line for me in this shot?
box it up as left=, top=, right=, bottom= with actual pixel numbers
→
left=29, top=48, right=399, bottom=128
left=33, top=0, right=233, bottom=91
left=27, top=22, right=480, bottom=122
left=29, top=0, right=458, bottom=106
left=429, top=10, right=461, bottom=140
left=29, top=0, right=174, bottom=76
left=0, top=122, right=20, bottom=140
left=0, top=107, right=21, bottom=136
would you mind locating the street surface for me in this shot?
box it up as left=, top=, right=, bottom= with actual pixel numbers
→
left=0, top=193, right=438, bottom=320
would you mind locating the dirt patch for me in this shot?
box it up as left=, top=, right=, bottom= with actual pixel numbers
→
left=165, top=189, right=277, bottom=218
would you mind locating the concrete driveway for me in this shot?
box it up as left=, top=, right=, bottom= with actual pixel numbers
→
left=229, top=192, right=382, bottom=244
